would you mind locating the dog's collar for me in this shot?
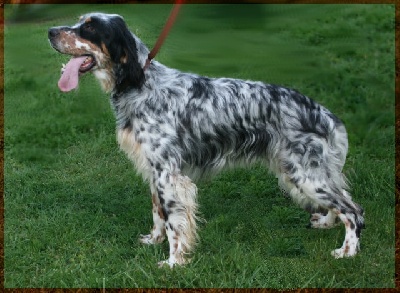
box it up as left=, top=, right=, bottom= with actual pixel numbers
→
left=143, top=56, right=152, bottom=70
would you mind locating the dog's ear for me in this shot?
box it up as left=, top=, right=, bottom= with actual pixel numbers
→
left=108, top=16, right=145, bottom=92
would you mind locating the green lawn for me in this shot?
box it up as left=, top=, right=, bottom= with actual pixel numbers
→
left=4, top=4, right=395, bottom=288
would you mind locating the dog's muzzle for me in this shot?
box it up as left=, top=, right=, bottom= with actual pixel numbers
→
left=48, top=25, right=98, bottom=92
left=48, top=26, right=68, bottom=50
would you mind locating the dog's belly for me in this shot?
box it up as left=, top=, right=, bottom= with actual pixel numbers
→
left=174, top=119, right=283, bottom=180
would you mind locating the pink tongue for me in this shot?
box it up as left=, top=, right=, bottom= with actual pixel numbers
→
left=58, top=56, right=88, bottom=92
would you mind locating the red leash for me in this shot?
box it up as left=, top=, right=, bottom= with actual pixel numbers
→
left=144, top=0, right=184, bottom=69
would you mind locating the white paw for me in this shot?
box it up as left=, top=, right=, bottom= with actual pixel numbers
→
left=331, top=247, right=357, bottom=258
left=61, top=63, right=66, bottom=74
left=158, top=259, right=176, bottom=269
left=139, top=234, right=153, bottom=245
left=310, top=213, right=338, bottom=229
left=139, top=234, right=165, bottom=245
left=157, top=255, right=190, bottom=268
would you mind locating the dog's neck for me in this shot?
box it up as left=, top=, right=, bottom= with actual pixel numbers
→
left=131, top=33, right=151, bottom=69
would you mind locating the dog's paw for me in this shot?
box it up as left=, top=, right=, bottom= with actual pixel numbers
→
left=158, top=259, right=176, bottom=269
left=310, top=213, right=338, bottom=229
left=139, top=234, right=165, bottom=245
left=61, top=63, right=66, bottom=74
left=139, top=234, right=153, bottom=244
left=331, top=247, right=357, bottom=258
left=157, top=256, right=190, bottom=268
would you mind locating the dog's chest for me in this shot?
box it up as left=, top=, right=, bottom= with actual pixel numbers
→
left=117, top=127, right=152, bottom=180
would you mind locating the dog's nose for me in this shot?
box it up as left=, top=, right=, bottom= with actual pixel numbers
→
left=48, top=26, right=70, bottom=39
left=48, top=28, right=60, bottom=39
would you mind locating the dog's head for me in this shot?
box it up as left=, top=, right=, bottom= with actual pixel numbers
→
left=48, top=13, right=145, bottom=93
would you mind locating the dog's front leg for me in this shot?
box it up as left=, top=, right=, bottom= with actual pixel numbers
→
left=139, top=182, right=166, bottom=245
left=153, top=169, right=198, bottom=268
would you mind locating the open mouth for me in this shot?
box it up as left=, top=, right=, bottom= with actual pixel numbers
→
left=79, top=55, right=96, bottom=73
left=58, top=54, right=97, bottom=92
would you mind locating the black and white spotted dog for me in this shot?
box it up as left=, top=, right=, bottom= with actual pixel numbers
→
left=48, top=13, right=364, bottom=267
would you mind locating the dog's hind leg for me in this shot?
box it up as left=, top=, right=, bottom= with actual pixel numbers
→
left=279, top=135, right=364, bottom=258
left=282, top=170, right=364, bottom=257
left=331, top=206, right=364, bottom=258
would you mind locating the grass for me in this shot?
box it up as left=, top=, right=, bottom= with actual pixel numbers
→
left=4, top=4, right=395, bottom=288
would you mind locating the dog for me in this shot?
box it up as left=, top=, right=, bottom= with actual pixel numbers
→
left=48, top=12, right=364, bottom=267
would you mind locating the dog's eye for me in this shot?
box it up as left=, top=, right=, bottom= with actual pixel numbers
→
left=83, top=24, right=95, bottom=33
